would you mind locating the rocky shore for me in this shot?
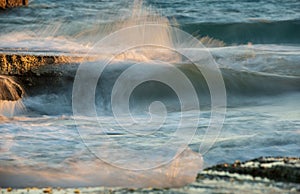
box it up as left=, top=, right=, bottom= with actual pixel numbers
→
left=0, top=0, right=28, bottom=9
left=1, top=157, right=299, bottom=194
left=0, top=53, right=96, bottom=99
left=1, top=54, right=299, bottom=193
left=0, top=53, right=86, bottom=76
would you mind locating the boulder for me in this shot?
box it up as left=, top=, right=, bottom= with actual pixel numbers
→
left=0, top=53, right=86, bottom=75
left=0, top=0, right=28, bottom=9
left=0, top=0, right=6, bottom=9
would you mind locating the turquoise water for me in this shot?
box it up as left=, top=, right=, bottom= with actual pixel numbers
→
left=0, top=0, right=299, bottom=188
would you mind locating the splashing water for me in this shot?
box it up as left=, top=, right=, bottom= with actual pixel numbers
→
left=72, top=0, right=183, bottom=63
left=0, top=0, right=207, bottom=188
left=0, top=0, right=299, bottom=189
left=72, top=0, right=211, bottom=170
left=0, top=75, right=24, bottom=117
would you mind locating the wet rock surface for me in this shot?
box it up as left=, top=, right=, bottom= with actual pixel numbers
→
left=0, top=53, right=95, bottom=97
left=0, top=0, right=28, bottom=9
left=0, top=53, right=85, bottom=76
left=2, top=157, right=300, bottom=193
left=205, top=156, right=300, bottom=184
left=0, top=75, right=23, bottom=101
left=0, top=0, right=5, bottom=9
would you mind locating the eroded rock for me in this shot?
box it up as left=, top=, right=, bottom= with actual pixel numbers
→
left=0, top=54, right=87, bottom=75
left=204, top=156, right=300, bottom=183
left=0, top=0, right=28, bottom=9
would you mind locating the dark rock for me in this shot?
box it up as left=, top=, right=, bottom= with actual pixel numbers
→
left=0, top=53, right=96, bottom=104
left=0, top=75, right=23, bottom=101
left=203, top=156, right=300, bottom=184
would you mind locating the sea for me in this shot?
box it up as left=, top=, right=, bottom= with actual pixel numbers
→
left=0, top=0, right=299, bottom=188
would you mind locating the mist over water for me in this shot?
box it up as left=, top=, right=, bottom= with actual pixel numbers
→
left=0, top=0, right=299, bottom=188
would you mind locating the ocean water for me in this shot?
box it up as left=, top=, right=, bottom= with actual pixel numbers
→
left=0, top=0, right=299, bottom=188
